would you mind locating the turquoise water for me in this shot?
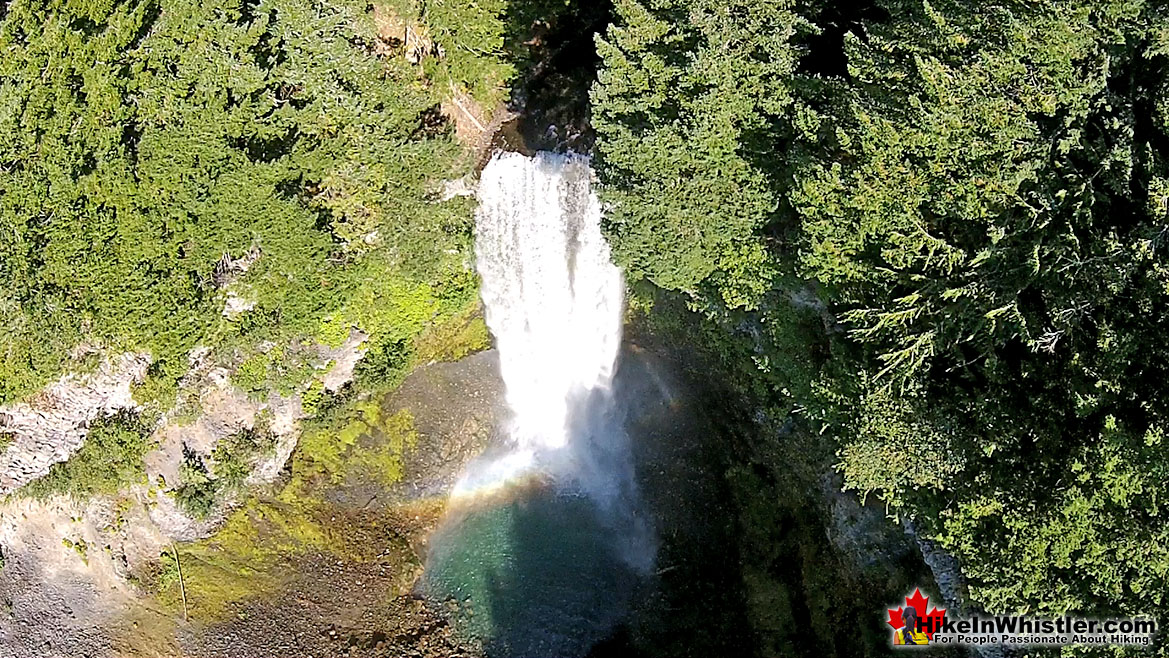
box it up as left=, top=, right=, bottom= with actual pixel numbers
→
left=424, top=484, right=647, bottom=657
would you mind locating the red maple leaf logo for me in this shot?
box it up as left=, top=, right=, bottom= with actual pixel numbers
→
left=887, top=588, right=947, bottom=640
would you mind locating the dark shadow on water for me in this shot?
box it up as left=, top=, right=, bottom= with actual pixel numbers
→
left=424, top=380, right=655, bottom=658
left=606, top=343, right=755, bottom=658
left=426, top=488, right=648, bottom=658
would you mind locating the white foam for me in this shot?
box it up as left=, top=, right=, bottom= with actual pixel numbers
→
left=453, top=151, right=623, bottom=495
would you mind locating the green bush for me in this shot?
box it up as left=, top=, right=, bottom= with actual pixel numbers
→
left=173, top=446, right=222, bottom=520
left=23, top=410, right=152, bottom=500
left=172, top=427, right=276, bottom=518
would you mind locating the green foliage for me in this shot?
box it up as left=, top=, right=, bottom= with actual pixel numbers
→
left=810, top=0, right=1169, bottom=621
left=214, top=425, right=277, bottom=489
left=300, top=379, right=327, bottom=417
left=833, top=380, right=965, bottom=508
left=413, top=306, right=491, bottom=363
left=383, top=0, right=588, bottom=108
left=61, top=537, right=90, bottom=563
left=231, top=353, right=273, bottom=399
left=384, top=0, right=512, bottom=107
left=22, top=410, right=151, bottom=500
left=231, top=346, right=317, bottom=400
left=338, top=254, right=482, bottom=389
left=0, top=0, right=481, bottom=405
left=0, top=0, right=505, bottom=522
left=173, top=426, right=276, bottom=518
left=595, top=0, right=1169, bottom=629
left=294, top=398, right=417, bottom=487
left=173, top=447, right=221, bottom=519
left=354, top=337, right=415, bottom=391
left=592, top=0, right=802, bottom=299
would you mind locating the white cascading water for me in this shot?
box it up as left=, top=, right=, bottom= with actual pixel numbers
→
left=427, top=152, right=654, bottom=655
left=452, top=150, right=625, bottom=497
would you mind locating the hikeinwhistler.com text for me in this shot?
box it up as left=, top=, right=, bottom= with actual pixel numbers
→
left=924, top=615, right=1157, bottom=646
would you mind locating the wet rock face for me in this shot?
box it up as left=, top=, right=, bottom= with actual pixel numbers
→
left=822, top=471, right=915, bottom=571
left=491, top=4, right=614, bottom=155
left=0, top=353, right=151, bottom=495
left=385, top=350, right=504, bottom=501
left=609, top=341, right=758, bottom=658
left=325, top=349, right=506, bottom=511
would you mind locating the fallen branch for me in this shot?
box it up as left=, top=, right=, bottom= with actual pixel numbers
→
left=172, top=542, right=188, bottom=622
left=447, top=80, right=486, bottom=133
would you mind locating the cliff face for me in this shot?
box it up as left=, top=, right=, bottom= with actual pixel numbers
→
left=0, top=353, right=151, bottom=496
left=0, top=342, right=502, bottom=658
left=0, top=323, right=369, bottom=525
left=0, top=488, right=178, bottom=657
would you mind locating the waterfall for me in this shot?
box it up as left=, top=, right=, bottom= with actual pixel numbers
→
left=427, top=151, right=655, bottom=656
left=452, top=151, right=626, bottom=498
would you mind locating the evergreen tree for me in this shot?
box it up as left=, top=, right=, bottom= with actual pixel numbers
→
left=593, top=0, right=1169, bottom=625
left=0, top=0, right=484, bottom=403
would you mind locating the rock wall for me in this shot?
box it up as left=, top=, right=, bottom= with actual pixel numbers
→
left=0, top=353, right=151, bottom=496
left=144, top=329, right=368, bottom=539
left=0, top=328, right=376, bottom=656
left=907, top=520, right=1015, bottom=658
left=0, top=487, right=178, bottom=658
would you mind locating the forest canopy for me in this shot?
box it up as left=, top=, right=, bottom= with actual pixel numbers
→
left=593, top=0, right=1169, bottom=622
left=0, top=0, right=498, bottom=405
left=4, top=0, right=1169, bottom=647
